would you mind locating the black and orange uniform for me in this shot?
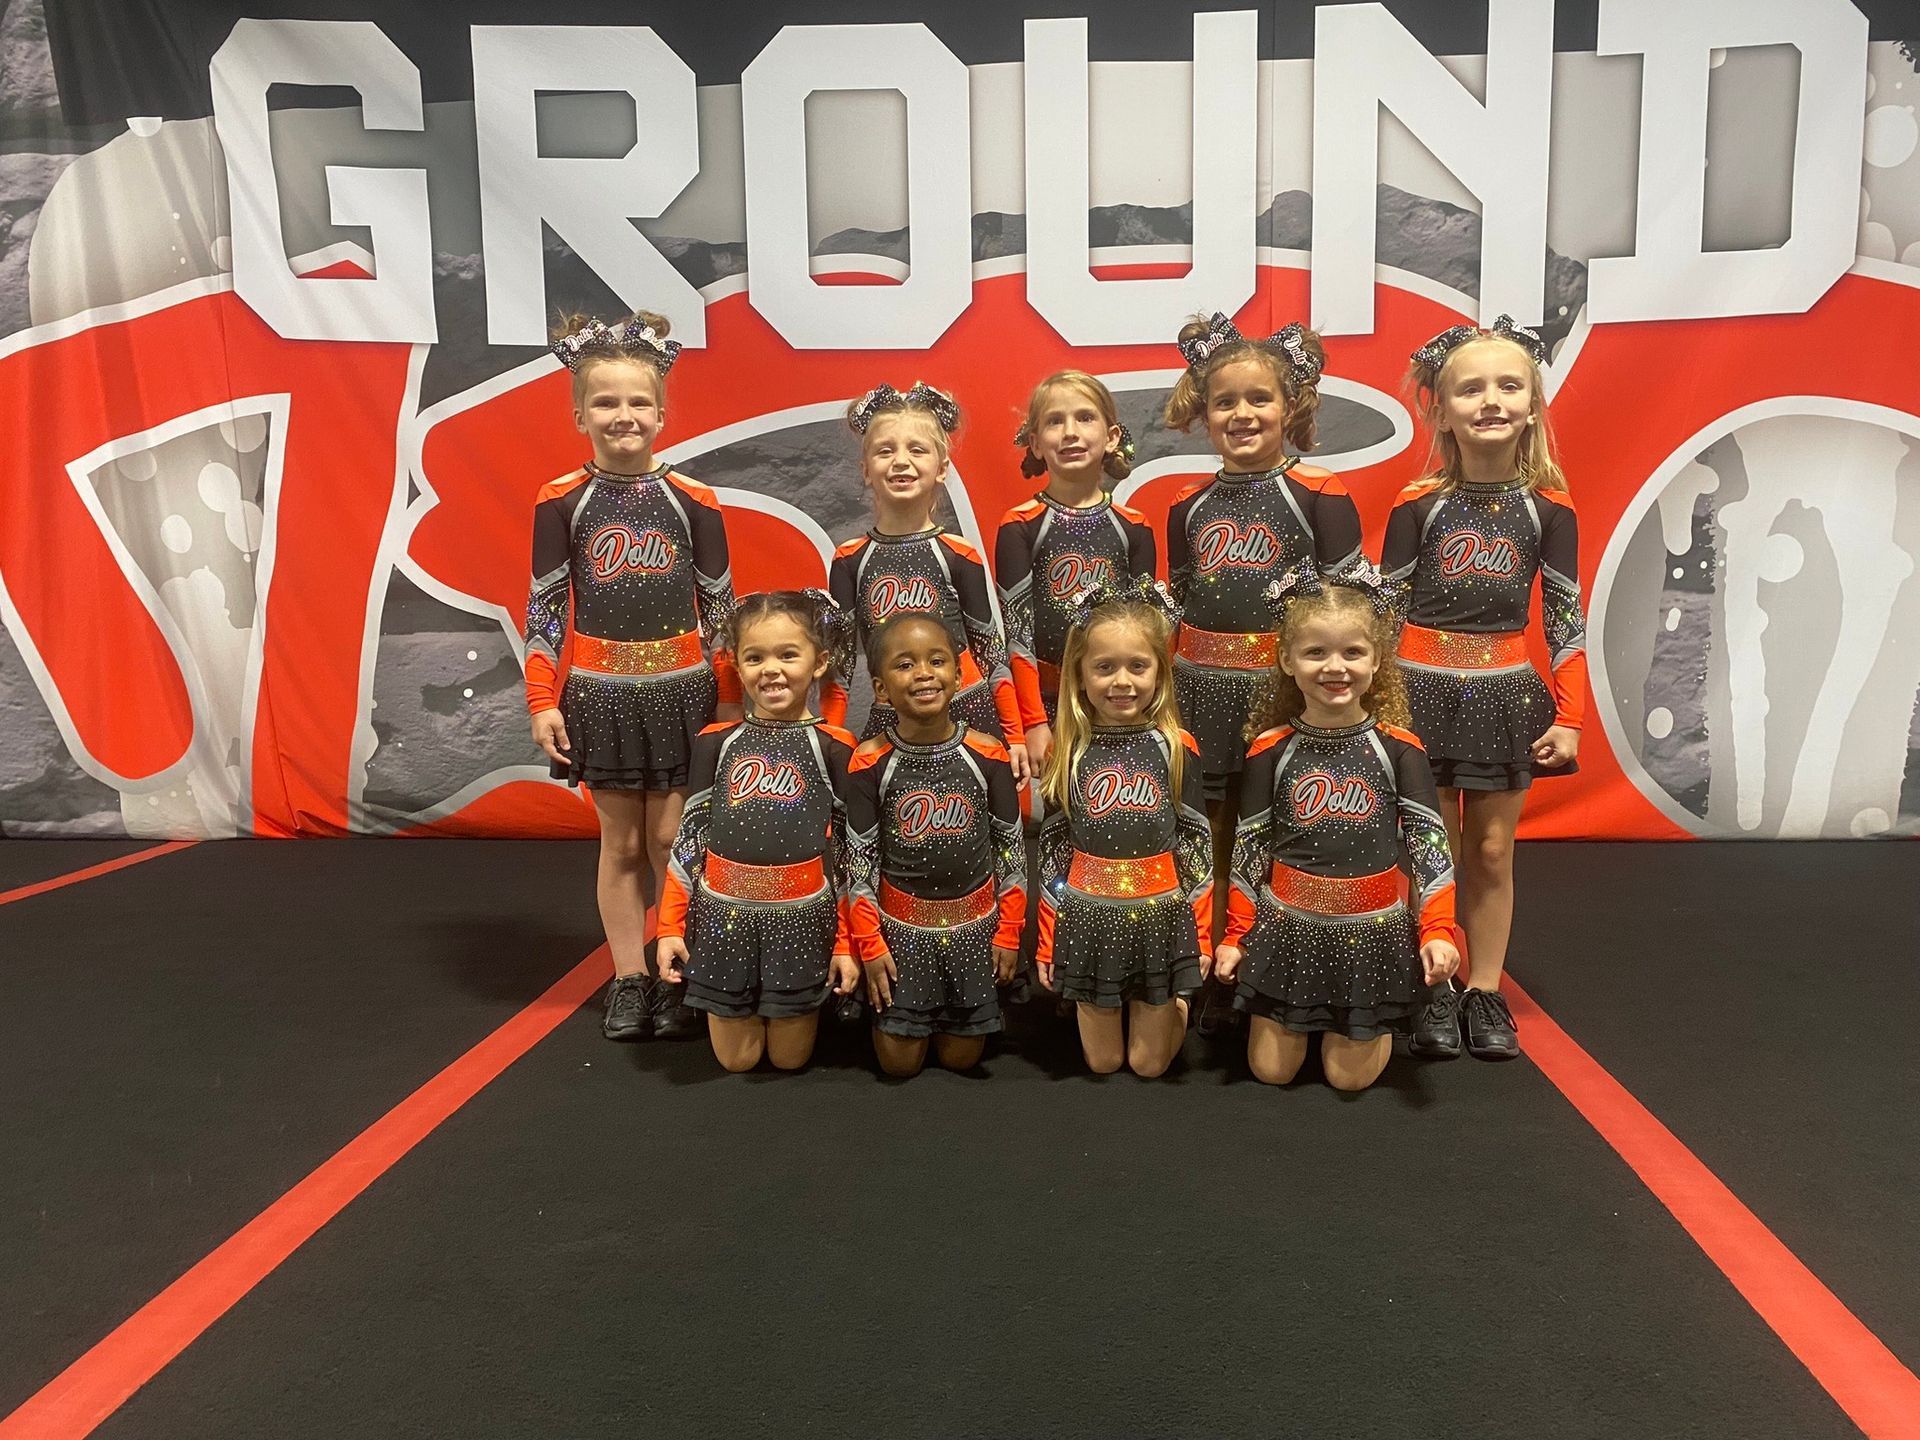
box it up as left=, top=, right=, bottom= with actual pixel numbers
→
left=658, top=717, right=855, bottom=1018
left=1035, top=725, right=1213, bottom=1006
left=822, top=528, right=1024, bottom=747
left=1225, top=717, right=1456, bottom=1037
left=1380, top=478, right=1586, bottom=790
left=1166, top=462, right=1368, bottom=793
left=525, top=462, right=740, bottom=789
left=994, top=493, right=1158, bottom=730
left=844, top=726, right=1026, bottom=1038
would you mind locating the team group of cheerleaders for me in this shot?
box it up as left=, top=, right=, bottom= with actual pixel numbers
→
left=526, top=302, right=1585, bottom=1091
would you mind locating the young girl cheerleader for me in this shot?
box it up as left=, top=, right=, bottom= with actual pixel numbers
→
left=1214, top=567, right=1461, bottom=1091
left=1035, top=576, right=1213, bottom=1077
left=822, top=383, right=1028, bottom=782
left=844, top=615, right=1026, bottom=1078
left=1384, top=316, right=1585, bottom=1061
left=1162, top=312, right=1371, bottom=1027
left=994, top=371, right=1157, bottom=775
left=527, top=312, right=740, bottom=1044
left=653, top=591, right=862, bottom=1072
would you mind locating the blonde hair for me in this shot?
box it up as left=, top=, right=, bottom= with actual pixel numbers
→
left=1043, top=601, right=1184, bottom=812
left=1163, top=314, right=1324, bottom=454
left=1020, top=371, right=1133, bottom=482
left=1405, top=334, right=1567, bottom=494
left=1245, top=586, right=1411, bottom=738
left=551, top=310, right=674, bottom=407
left=847, top=386, right=962, bottom=466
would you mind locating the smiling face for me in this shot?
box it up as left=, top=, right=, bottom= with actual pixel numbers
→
left=1281, top=611, right=1377, bottom=726
left=861, top=412, right=948, bottom=523
left=735, top=611, right=829, bottom=722
left=574, top=357, right=665, bottom=472
left=1078, top=616, right=1161, bottom=725
left=1436, top=337, right=1537, bottom=467
left=1204, top=356, right=1291, bottom=473
left=1028, top=382, right=1120, bottom=484
left=872, top=616, right=958, bottom=727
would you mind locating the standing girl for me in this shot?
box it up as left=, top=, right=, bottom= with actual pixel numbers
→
left=822, top=383, right=1028, bottom=782
left=1214, top=569, right=1460, bottom=1091
left=844, top=615, right=1026, bottom=1078
left=994, top=371, right=1157, bottom=776
left=1384, top=317, right=1585, bottom=1060
left=528, top=313, right=740, bottom=1043
left=654, top=591, right=861, bottom=1072
left=1035, top=577, right=1213, bottom=1077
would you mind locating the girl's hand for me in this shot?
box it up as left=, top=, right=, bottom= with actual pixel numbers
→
left=1007, top=742, right=1031, bottom=787
left=714, top=701, right=744, bottom=724
left=863, top=953, right=898, bottom=1011
left=1197, top=947, right=1216, bottom=982
left=1214, top=943, right=1243, bottom=983
left=1024, top=722, right=1053, bottom=776
left=1035, top=958, right=1056, bottom=993
left=531, top=708, right=570, bottom=766
left=992, top=945, right=1019, bottom=984
left=1531, top=725, right=1580, bottom=769
left=830, top=953, right=862, bottom=996
left=655, top=936, right=690, bottom=982
left=1420, top=939, right=1461, bottom=986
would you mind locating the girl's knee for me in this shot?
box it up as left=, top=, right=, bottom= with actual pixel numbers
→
left=1321, top=1036, right=1390, bottom=1091
left=875, top=1034, right=928, bottom=1078
left=711, top=1028, right=764, bottom=1073
left=1083, top=1044, right=1125, bottom=1075
left=765, top=1017, right=818, bottom=1071
left=933, top=1035, right=985, bottom=1072
left=1472, top=832, right=1514, bottom=872
left=1248, top=1049, right=1302, bottom=1085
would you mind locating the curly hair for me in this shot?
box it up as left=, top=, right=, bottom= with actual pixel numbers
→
left=1403, top=333, right=1567, bottom=494
left=1163, top=314, right=1324, bottom=454
left=550, top=309, right=674, bottom=406
left=1245, top=585, right=1410, bottom=738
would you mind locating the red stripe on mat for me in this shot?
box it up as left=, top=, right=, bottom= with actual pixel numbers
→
left=0, top=842, right=195, bottom=907
left=1508, top=979, right=1920, bottom=1440
left=0, top=944, right=614, bottom=1440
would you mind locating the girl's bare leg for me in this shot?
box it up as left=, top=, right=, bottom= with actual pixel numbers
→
left=1076, top=1003, right=1126, bottom=1074
left=874, top=1030, right=931, bottom=1078
left=1247, top=1016, right=1309, bottom=1085
left=1126, top=998, right=1187, bottom=1078
left=764, top=1013, right=820, bottom=1071
left=1320, top=1033, right=1392, bottom=1091
left=592, top=791, right=652, bottom=978
left=708, top=1016, right=766, bottom=1072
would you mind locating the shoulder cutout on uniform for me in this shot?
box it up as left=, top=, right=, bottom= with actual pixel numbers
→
left=820, top=724, right=857, bottom=749
left=664, top=471, right=722, bottom=510
left=1535, top=486, right=1577, bottom=511
left=1291, top=464, right=1346, bottom=495
left=1378, top=722, right=1427, bottom=751
left=1394, top=477, right=1446, bottom=504
left=962, top=731, right=1010, bottom=763
left=937, top=532, right=984, bottom=561
left=1245, top=725, right=1294, bottom=758
left=534, top=470, right=591, bottom=505
left=833, top=535, right=871, bottom=560
left=848, top=740, right=891, bottom=772
left=1004, top=498, right=1046, bottom=524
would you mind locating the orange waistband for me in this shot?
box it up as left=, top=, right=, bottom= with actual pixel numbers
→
left=704, top=853, right=826, bottom=903
left=572, top=630, right=704, bottom=677
left=1397, top=624, right=1528, bottom=671
left=1067, top=850, right=1178, bottom=898
left=879, top=877, right=996, bottom=929
left=1177, top=624, right=1278, bottom=671
left=1270, top=863, right=1405, bottom=915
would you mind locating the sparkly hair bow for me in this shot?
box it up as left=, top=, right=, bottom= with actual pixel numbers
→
left=804, top=587, right=857, bottom=680
left=848, top=381, right=961, bottom=435
left=1064, top=573, right=1183, bottom=633
left=549, top=317, right=682, bottom=373
left=1263, top=559, right=1393, bottom=622
left=1177, top=313, right=1324, bottom=386
left=1410, top=313, right=1547, bottom=373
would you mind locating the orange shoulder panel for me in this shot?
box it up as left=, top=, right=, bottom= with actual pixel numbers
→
left=1178, top=728, right=1202, bottom=757
left=1114, top=501, right=1150, bottom=525
left=1394, top=477, right=1446, bottom=505
left=1378, top=722, right=1427, bottom=751
left=833, top=534, right=870, bottom=560
left=937, top=532, right=984, bottom=562
left=698, top=721, right=735, bottom=737
left=963, top=731, right=1010, bottom=763
left=1246, top=725, right=1294, bottom=758
left=1171, top=476, right=1213, bottom=505
left=665, top=471, right=722, bottom=510
left=534, top=469, right=591, bottom=505
left=820, top=723, right=857, bottom=749
left=1004, top=498, right=1047, bottom=524
left=1291, top=464, right=1346, bottom=496
left=1535, top=486, right=1578, bottom=511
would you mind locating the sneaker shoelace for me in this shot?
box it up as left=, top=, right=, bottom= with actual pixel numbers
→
left=1467, top=988, right=1515, bottom=1032
left=1423, top=984, right=1458, bottom=1019
left=608, top=975, right=650, bottom=1021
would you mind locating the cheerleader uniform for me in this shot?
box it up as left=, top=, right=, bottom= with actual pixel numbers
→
left=658, top=717, right=856, bottom=1018
left=1380, top=478, right=1586, bottom=790
left=1036, top=725, right=1213, bottom=1006
left=525, top=463, right=739, bottom=790
left=994, top=493, right=1158, bottom=730
left=822, top=528, right=1025, bottom=746
left=1226, top=716, right=1457, bottom=1036
left=844, top=726, right=1027, bottom=1038
left=1167, top=462, right=1367, bottom=796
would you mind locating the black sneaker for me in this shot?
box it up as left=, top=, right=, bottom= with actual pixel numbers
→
left=602, top=973, right=653, bottom=1041
left=1193, top=979, right=1241, bottom=1037
left=649, top=979, right=703, bottom=1040
left=1461, top=987, right=1520, bottom=1060
left=1409, top=980, right=1463, bottom=1059
left=831, top=989, right=868, bottom=1027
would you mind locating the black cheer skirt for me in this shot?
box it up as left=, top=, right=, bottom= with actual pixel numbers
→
left=1401, top=661, right=1577, bottom=792
left=1173, top=658, right=1261, bottom=799
left=1232, top=896, right=1422, bottom=1039
left=874, top=912, right=1002, bottom=1038
left=1050, top=889, right=1203, bottom=1009
left=556, top=662, right=718, bottom=791
left=682, top=887, right=838, bottom=1020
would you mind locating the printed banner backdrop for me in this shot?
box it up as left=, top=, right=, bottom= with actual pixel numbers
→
left=2, top=0, right=1918, bottom=840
